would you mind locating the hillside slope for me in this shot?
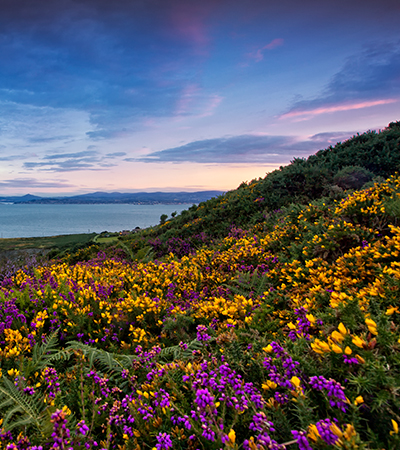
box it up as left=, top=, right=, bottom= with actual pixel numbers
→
left=91, top=121, right=400, bottom=262
left=1, top=168, right=400, bottom=448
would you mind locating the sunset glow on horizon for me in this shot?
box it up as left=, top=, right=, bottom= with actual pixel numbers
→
left=0, top=0, right=399, bottom=196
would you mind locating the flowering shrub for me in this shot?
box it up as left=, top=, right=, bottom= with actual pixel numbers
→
left=1, top=176, right=400, bottom=448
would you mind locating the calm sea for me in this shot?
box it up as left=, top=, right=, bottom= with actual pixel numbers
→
left=0, top=203, right=191, bottom=238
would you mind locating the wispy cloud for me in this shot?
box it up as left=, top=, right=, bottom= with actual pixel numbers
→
left=23, top=160, right=99, bottom=172
left=105, top=152, right=127, bottom=158
left=22, top=150, right=127, bottom=172
left=0, top=178, right=74, bottom=188
left=308, top=131, right=359, bottom=144
left=281, top=41, right=400, bottom=120
left=175, top=84, right=200, bottom=116
left=247, top=38, right=284, bottom=62
left=132, top=132, right=353, bottom=164
left=43, top=150, right=99, bottom=160
left=198, top=95, right=223, bottom=117
left=174, top=84, right=223, bottom=118
left=0, top=153, right=36, bottom=162
left=280, top=99, right=398, bottom=120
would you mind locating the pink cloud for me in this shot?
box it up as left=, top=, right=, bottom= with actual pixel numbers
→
left=174, top=17, right=208, bottom=46
left=265, top=38, right=285, bottom=50
left=248, top=38, right=284, bottom=62
left=169, top=3, right=212, bottom=50
left=280, top=99, right=399, bottom=120
left=142, top=118, right=158, bottom=128
left=198, top=94, right=223, bottom=117
left=175, top=84, right=200, bottom=116
left=174, top=85, right=222, bottom=118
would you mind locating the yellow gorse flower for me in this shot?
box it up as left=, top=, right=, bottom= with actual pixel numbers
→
left=307, top=424, right=320, bottom=442
left=291, top=376, right=301, bottom=389
left=311, top=339, right=331, bottom=354
left=62, top=405, right=72, bottom=416
left=352, top=335, right=366, bottom=348
left=330, top=423, right=343, bottom=438
left=365, top=318, right=378, bottom=335
left=355, top=354, right=366, bottom=364
left=330, top=342, right=343, bottom=354
left=228, top=429, right=236, bottom=443
left=262, top=380, right=278, bottom=390
left=354, top=396, right=364, bottom=405
left=342, top=424, right=357, bottom=441
left=390, top=419, right=399, bottom=435
left=338, top=323, right=348, bottom=336
left=331, top=330, right=345, bottom=343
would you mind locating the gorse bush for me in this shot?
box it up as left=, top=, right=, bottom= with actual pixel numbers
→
left=114, top=121, right=400, bottom=259
left=1, top=124, right=400, bottom=449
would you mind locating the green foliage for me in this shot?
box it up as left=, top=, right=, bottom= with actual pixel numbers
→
left=24, top=329, right=60, bottom=377
left=65, top=341, right=137, bottom=378
left=0, top=331, right=61, bottom=435
left=3, top=122, right=400, bottom=449
left=0, top=377, right=46, bottom=432
left=159, top=338, right=203, bottom=361
left=225, top=268, right=271, bottom=300
left=162, top=314, right=195, bottom=343
left=160, top=213, right=168, bottom=225
left=89, top=121, right=400, bottom=261
left=333, top=165, right=374, bottom=190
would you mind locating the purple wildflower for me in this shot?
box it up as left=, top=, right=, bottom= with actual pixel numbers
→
left=76, top=419, right=89, bottom=436
left=196, top=325, right=211, bottom=342
left=343, top=354, right=359, bottom=365
left=155, top=432, right=173, bottom=450
left=179, top=341, right=188, bottom=350
left=309, top=376, right=348, bottom=412
left=50, top=410, right=72, bottom=450
left=316, top=418, right=339, bottom=445
left=292, top=430, right=313, bottom=450
left=195, top=388, right=215, bottom=409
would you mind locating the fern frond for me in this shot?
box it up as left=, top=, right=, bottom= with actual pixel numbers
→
left=159, top=338, right=207, bottom=361
left=22, top=329, right=61, bottom=379
left=181, top=339, right=204, bottom=358
left=66, top=341, right=137, bottom=376
left=132, top=245, right=155, bottom=262
left=159, top=345, right=179, bottom=357
left=46, top=348, right=73, bottom=363
left=0, top=377, right=44, bottom=432
left=225, top=268, right=270, bottom=299
left=32, top=328, right=60, bottom=366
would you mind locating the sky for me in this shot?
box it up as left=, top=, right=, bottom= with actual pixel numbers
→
left=0, top=0, right=399, bottom=196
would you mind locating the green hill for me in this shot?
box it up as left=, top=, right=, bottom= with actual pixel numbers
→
left=76, top=120, right=400, bottom=262
left=1, top=121, right=400, bottom=450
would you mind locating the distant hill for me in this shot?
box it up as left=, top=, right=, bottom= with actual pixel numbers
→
left=0, top=191, right=224, bottom=205
left=0, top=194, right=42, bottom=203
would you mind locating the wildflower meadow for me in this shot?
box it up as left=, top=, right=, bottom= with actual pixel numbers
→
left=1, top=125, right=400, bottom=449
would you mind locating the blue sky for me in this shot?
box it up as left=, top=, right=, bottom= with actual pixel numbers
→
left=0, top=0, right=399, bottom=195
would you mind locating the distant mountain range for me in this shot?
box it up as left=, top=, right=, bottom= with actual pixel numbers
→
left=0, top=191, right=225, bottom=205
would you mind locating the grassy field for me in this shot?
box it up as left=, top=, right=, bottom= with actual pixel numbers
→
left=93, top=234, right=120, bottom=244
left=0, top=232, right=96, bottom=252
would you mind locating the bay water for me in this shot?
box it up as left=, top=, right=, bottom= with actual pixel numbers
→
left=0, top=203, right=191, bottom=238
